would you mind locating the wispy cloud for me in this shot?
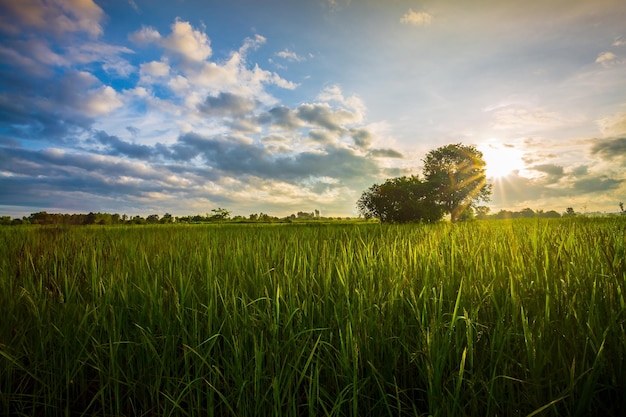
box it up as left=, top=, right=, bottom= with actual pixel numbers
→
left=596, top=51, right=620, bottom=67
left=400, top=9, right=433, bottom=26
left=597, top=111, right=626, bottom=136
left=613, top=36, right=626, bottom=47
left=490, top=107, right=572, bottom=132
left=275, top=49, right=305, bottom=62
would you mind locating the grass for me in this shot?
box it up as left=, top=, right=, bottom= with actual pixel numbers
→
left=0, top=218, right=625, bottom=416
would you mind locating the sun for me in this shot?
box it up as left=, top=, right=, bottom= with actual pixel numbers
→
left=479, top=141, right=525, bottom=179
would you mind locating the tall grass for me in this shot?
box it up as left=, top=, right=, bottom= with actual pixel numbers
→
left=0, top=218, right=625, bottom=416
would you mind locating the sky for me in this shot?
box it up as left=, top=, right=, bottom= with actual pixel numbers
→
left=1, top=0, right=625, bottom=218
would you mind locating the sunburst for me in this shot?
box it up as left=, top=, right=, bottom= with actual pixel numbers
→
left=479, top=141, right=525, bottom=179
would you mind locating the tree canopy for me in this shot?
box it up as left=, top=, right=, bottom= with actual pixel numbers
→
left=357, top=176, right=444, bottom=223
left=423, top=143, right=492, bottom=222
left=357, top=143, right=492, bottom=223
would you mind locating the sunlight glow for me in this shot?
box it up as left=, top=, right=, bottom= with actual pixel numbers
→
left=479, top=141, right=525, bottom=179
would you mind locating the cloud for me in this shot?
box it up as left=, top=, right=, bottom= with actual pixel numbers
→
left=614, top=37, right=626, bottom=47
left=130, top=19, right=212, bottom=63
left=296, top=104, right=344, bottom=131
left=400, top=9, right=433, bottom=26
left=0, top=70, right=123, bottom=140
left=139, top=60, right=170, bottom=83
left=0, top=0, right=104, bottom=37
left=368, top=148, right=403, bottom=158
left=275, top=49, right=305, bottom=62
left=84, top=86, right=123, bottom=116
left=597, top=111, right=626, bottom=136
left=350, top=128, right=374, bottom=148
left=96, top=131, right=155, bottom=159
left=0, top=13, right=404, bottom=216
left=266, top=106, right=301, bottom=129
left=573, top=175, right=623, bottom=193
left=198, top=92, right=257, bottom=117
left=491, top=107, right=571, bottom=131
left=529, top=164, right=565, bottom=181
left=130, top=24, right=297, bottom=96
left=129, top=26, right=162, bottom=44
left=161, top=19, right=213, bottom=62
left=590, top=137, right=626, bottom=163
left=595, top=51, right=619, bottom=67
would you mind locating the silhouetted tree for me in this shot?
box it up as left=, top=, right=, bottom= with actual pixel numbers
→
left=357, top=175, right=444, bottom=223
left=423, top=143, right=492, bottom=222
left=564, top=207, right=577, bottom=217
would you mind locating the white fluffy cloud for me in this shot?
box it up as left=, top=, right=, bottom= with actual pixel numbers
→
left=84, top=86, right=123, bottom=116
left=140, top=60, right=170, bottom=82
left=130, top=20, right=213, bottom=63
left=161, top=19, right=213, bottom=62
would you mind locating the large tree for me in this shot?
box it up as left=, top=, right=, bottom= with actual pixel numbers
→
left=422, top=143, right=492, bottom=222
left=357, top=176, right=444, bottom=223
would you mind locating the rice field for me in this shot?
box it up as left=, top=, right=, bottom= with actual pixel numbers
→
left=1, top=218, right=625, bottom=416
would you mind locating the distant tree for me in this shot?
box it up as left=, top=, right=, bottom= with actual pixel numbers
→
left=132, top=215, right=146, bottom=224
left=620, top=202, right=624, bottom=213
left=564, top=207, right=577, bottom=217
left=423, top=143, right=492, bottom=222
left=357, top=175, right=444, bottom=223
left=210, top=208, right=230, bottom=221
left=160, top=213, right=173, bottom=224
left=541, top=210, right=561, bottom=218
left=297, top=211, right=315, bottom=219
left=146, top=214, right=160, bottom=224
left=519, top=208, right=535, bottom=218
left=475, top=206, right=491, bottom=220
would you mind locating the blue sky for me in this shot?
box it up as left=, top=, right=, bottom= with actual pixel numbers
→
left=1, top=0, right=625, bottom=218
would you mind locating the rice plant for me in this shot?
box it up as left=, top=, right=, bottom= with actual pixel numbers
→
left=0, top=218, right=624, bottom=416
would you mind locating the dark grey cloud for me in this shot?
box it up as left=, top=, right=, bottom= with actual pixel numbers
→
left=126, top=126, right=140, bottom=137
left=198, top=92, right=257, bottom=117
left=590, top=137, right=626, bottom=163
left=308, top=130, right=336, bottom=144
left=350, top=128, right=373, bottom=148
left=295, top=104, right=342, bottom=131
left=530, top=163, right=565, bottom=179
left=266, top=106, right=300, bottom=129
left=368, top=148, right=404, bottom=158
left=173, top=132, right=379, bottom=182
left=573, top=175, right=623, bottom=193
left=571, top=165, right=589, bottom=176
left=96, top=131, right=155, bottom=159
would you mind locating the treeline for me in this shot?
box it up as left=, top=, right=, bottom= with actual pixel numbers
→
left=475, top=207, right=563, bottom=220
left=0, top=209, right=350, bottom=226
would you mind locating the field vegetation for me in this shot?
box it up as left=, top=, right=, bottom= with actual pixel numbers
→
left=1, top=218, right=625, bottom=416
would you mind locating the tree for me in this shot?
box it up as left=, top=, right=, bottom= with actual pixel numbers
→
left=210, top=208, right=230, bottom=221
left=564, top=207, right=576, bottom=217
left=357, top=175, right=444, bottom=223
left=423, top=143, right=492, bottom=222
left=475, top=206, right=491, bottom=220
left=146, top=214, right=160, bottom=224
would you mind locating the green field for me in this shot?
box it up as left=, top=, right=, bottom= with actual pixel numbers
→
left=1, top=219, right=625, bottom=416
